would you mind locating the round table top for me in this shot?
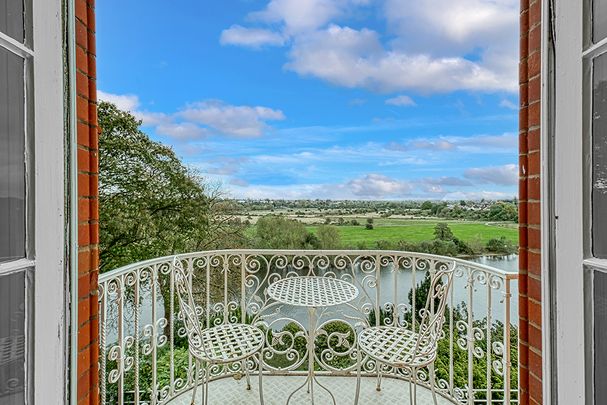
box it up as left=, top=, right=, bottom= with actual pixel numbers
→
left=267, top=276, right=359, bottom=308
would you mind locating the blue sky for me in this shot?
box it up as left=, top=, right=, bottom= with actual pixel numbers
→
left=97, top=0, right=519, bottom=200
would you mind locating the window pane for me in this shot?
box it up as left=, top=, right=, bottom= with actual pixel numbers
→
left=0, top=0, right=24, bottom=43
left=592, top=53, right=607, bottom=258
left=0, top=47, right=25, bottom=263
left=595, top=270, right=607, bottom=404
left=0, top=271, right=26, bottom=405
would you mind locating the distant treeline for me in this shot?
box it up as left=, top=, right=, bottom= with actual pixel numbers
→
left=235, top=199, right=519, bottom=223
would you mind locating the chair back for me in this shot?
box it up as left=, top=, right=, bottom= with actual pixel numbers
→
left=412, top=266, right=455, bottom=364
left=173, top=258, right=207, bottom=357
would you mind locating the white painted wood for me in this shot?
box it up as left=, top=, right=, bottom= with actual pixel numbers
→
left=552, top=0, right=587, bottom=402
left=32, top=0, right=68, bottom=403
left=540, top=1, right=553, bottom=403
left=0, top=31, right=34, bottom=58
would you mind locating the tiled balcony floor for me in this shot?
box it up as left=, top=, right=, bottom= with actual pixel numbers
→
left=167, top=375, right=455, bottom=405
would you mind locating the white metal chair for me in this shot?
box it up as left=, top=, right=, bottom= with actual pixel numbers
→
left=173, top=258, right=266, bottom=405
left=354, top=268, right=455, bottom=405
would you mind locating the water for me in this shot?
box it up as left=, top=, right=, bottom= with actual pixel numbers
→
left=104, top=254, right=520, bottom=345
left=470, top=254, right=519, bottom=273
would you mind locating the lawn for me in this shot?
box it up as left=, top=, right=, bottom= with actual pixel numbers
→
left=307, top=220, right=518, bottom=248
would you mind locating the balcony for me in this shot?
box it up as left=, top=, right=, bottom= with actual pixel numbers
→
left=98, top=250, right=518, bottom=405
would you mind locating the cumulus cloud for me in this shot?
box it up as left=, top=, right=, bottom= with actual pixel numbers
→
left=98, top=90, right=140, bottom=112
left=179, top=101, right=285, bottom=137
left=464, top=164, right=518, bottom=185
left=286, top=25, right=514, bottom=93
left=221, top=0, right=518, bottom=93
left=347, top=174, right=413, bottom=197
left=249, top=0, right=371, bottom=34
left=155, top=123, right=208, bottom=140
left=98, top=91, right=286, bottom=140
left=384, top=0, right=518, bottom=54
left=224, top=172, right=514, bottom=200
left=385, top=95, right=416, bottom=106
left=220, top=25, right=286, bottom=48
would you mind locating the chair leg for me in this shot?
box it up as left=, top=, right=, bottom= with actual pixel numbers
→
left=354, top=348, right=362, bottom=405
left=376, top=365, right=382, bottom=392
left=204, top=363, right=210, bottom=405
left=411, top=367, right=417, bottom=405
left=258, top=351, right=265, bottom=405
left=429, top=363, right=438, bottom=405
left=243, top=359, right=252, bottom=390
left=191, top=360, right=199, bottom=405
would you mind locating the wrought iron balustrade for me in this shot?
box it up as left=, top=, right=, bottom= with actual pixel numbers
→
left=98, top=250, right=518, bottom=405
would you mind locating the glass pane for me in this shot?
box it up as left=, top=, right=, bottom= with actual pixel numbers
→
left=595, top=270, right=607, bottom=404
left=0, top=271, right=26, bottom=405
left=592, top=53, right=607, bottom=258
left=0, top=0, right=24, bottom=43
left=0, top=47, right=25, bottom=263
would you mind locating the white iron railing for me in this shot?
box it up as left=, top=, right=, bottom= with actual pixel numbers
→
left=98, top=250, right=518, bottom=405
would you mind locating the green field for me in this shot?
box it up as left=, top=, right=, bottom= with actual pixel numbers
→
left=307, top=219, right=518, bottom=247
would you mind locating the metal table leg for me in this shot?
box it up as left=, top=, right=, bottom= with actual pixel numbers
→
left=285, top=307, right=336, bottom=405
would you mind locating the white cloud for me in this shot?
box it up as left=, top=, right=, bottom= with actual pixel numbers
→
left=384, top=0, right=518, bottom=54
left=224, top=173, right=514, bottom=201
left=179, top=101, right=285, bottom=137
left=286, top=25, right=515, bottom=93
left=441, top=190, right=515, bottom=200
left=385, top=95, right=416, bottom=106
left=499, top=99, right=518, bottom=110
left=99, top=91, right=286, bottom=140
left=220, top=25, right=286, bottom=48
left=249, top=0, right=371, bottom=35
left=464, top=164, right=518, bottom=185
left=222, top=0, right=518, bottom=94
left=98, top=90, right=140, bottom=112
left=155, top=123, right=208, bottom=140
left=347, top=174, right=413, bottom=197
left=387, top=133, right=517, bottom=153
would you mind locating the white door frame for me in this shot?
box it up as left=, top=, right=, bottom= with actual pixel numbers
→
left=545, top=0, right=589, bottom=403
left=32, top=0, right=68, bottom=403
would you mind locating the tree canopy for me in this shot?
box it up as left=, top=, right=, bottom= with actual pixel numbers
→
left=98, top=102, right=244, bottom=272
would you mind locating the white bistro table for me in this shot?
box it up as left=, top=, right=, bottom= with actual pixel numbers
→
left=266, top=276, right=359, bottom=404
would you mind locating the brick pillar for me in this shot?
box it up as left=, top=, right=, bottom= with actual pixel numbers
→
left=75, top=0, right=99, bottom=403
left=519, top=0, right=543, bottom=404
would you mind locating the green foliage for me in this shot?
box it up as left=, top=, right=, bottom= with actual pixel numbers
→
left=98, top=102, right=245, bottom=272
left=486, top=236, right=518, bottom=255
left=254, top=215, right=318, bottom=249
left=434, top=223, right=454, bottom=241
left=421, top=201, right=434, bottom=210
left=316, top=225, right=342, bottom=249
left=487, top=202, right=519, bottom=222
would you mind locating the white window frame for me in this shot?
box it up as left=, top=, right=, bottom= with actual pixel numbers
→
left=0, top=0, right=68, bottom=403
left=546, top=0, right=607, bottom=402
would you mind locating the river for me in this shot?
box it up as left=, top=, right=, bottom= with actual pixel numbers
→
left=104, top=254, right=519, bottom=344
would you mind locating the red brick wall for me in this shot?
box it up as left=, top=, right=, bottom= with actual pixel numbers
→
left=75, top=0, right=99, bottom=403
left=519, top=0, right=543, bottom=404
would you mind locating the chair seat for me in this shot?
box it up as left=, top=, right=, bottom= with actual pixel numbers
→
left=358, top=326, right=434, bottom=368
left=191, top=323, right=265, bottom=363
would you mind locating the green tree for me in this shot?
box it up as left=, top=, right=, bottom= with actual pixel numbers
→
left=433, top=223, right=454, bottom=241
left=254, top=215, right=314, bottom=249
left=316, top=225, right=342, bottom=249
left=486, top=236, right=517, bottom=254
left=421, top=200, right=433, bottom=210
left=98, top=101, right=245, bottom=272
